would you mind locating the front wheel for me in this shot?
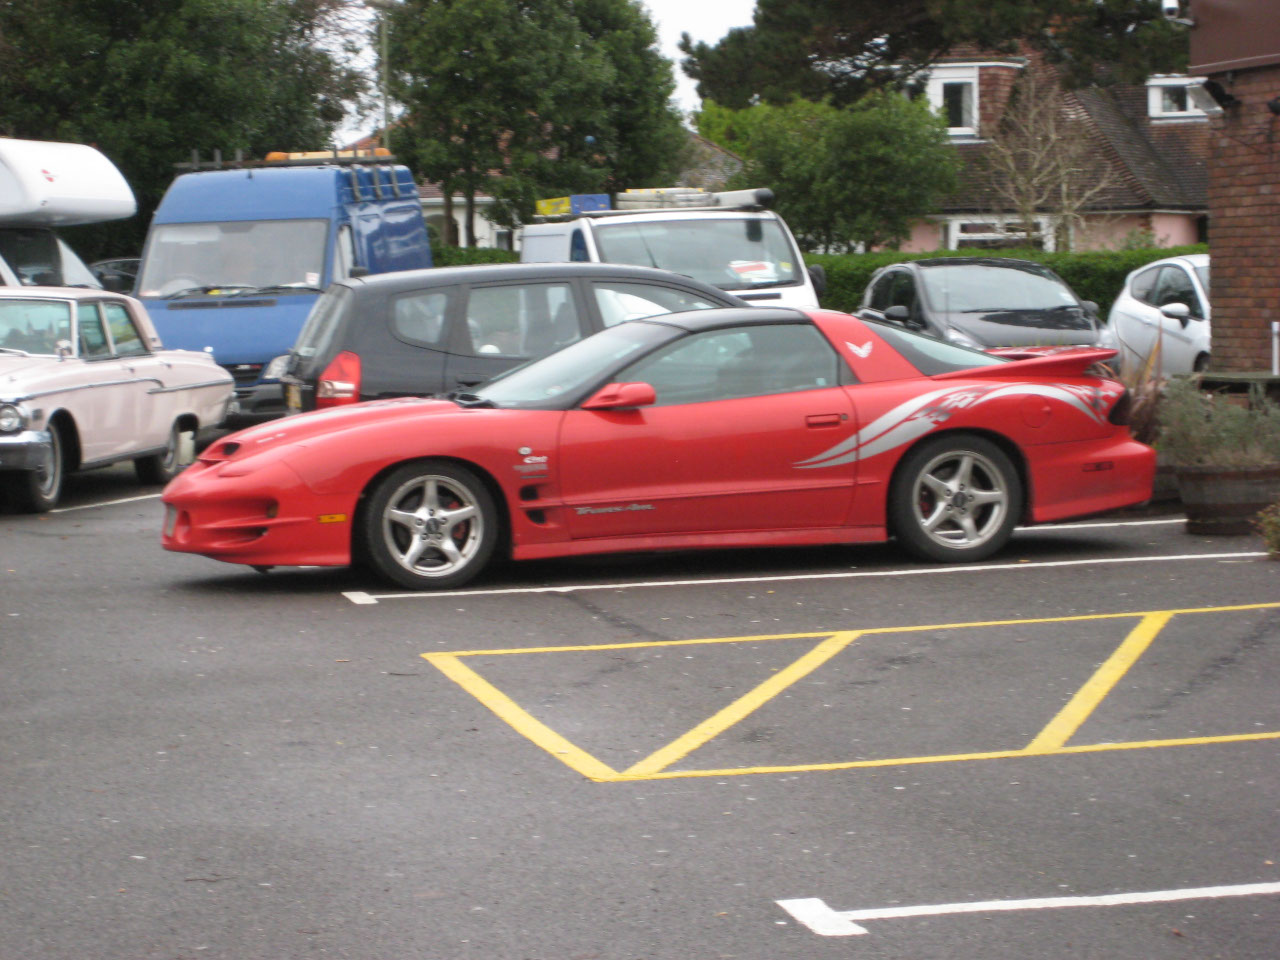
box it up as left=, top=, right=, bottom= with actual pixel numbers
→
left=361, top=460, right=498, bottom=590
left=889, top=434, right=1022, bottom=563
left=3, top=423, right=65, bottom=513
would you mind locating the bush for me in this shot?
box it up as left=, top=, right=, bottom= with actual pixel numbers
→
left=432, top=245, right=520, bottom=267
left=1156, top=377, right=1280, bottom=469
left=805, top=244, right=1208, bottom=316
left=1256, top=499, right=1280, bottom=560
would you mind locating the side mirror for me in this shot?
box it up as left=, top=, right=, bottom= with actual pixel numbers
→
left=807, top=263, right=827, bottom=297
left=580, top=381, right=656, bottom=411
left=1081, top=300, right=1099, bottom=316
left=98, top=273, right=133, bottom=293
left=884, top=305, right=911, bottom=325
left=1160, top=302, right=1191, bottom=327
left=56, top=339, right=73, bottom=359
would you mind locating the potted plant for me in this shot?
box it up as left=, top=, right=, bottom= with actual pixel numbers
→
left=1156, top=377, right=1280, bottom=533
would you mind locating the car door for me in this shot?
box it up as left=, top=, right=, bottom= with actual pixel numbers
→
left=557, top=322, right=857, bottom=540
left=71, top=301, right=139, bottom=463
left=443, top=280, right=588, bottom=390
left=101, top=299, right=170, bottom=456
left=1149, top=264, right=1207, bottom=374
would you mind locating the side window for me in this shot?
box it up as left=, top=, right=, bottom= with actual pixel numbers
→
left=332, top=225, right=355, bottom=281
left=1152, top=266, right=1198, bottom=314
left=569, top=229, right=589, bottom=262
left=465, top=283, right=581, bottom=358
left=592, top=281, right=723, bottom=327
left=619, top=323, right=843, bottom=406
left=888, top=272, right=919, bottom=315
left=77, top=302, right=111, bottom=358
left=868, top=273, right=895, bottom=311
left=391, top=289, right=449, bottom=346
left=1129, top=266, right=1160, bottom=305
left=102, top=301, right=148, bottom=356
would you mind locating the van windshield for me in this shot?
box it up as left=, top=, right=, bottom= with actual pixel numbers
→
left=136, top=219, right=328, bottom=298
left=592, top=217, right=800, bottom=291
left=0, top=227, right=101, bottom=288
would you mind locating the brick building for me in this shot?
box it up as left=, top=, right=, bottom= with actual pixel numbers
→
left=1188, top=0, right=1280, bottom=375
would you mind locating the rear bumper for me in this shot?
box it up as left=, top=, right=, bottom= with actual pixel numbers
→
left=1027, top=434, right=1156, bottom=523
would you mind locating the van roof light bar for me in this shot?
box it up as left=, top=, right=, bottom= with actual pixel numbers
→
left=174, top=147, right=399, bottom=171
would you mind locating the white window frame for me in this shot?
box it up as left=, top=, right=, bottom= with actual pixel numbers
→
left=925, top=65, right=980, bottom=137
left=1146, top=75, right=1209, bottom=119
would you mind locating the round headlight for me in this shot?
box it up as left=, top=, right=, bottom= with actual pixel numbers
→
left=0, top=403, right=25, bottom=434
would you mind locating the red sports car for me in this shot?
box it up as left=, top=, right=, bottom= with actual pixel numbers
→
left=161, top=307, right=1154, bottom=589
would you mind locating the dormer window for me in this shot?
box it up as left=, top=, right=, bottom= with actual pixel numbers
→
left=926, top=65, right=979, bottom=136
left=1147, top=75, right=1208, bottom=119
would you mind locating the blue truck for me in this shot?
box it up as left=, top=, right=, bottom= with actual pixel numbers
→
left=135, top=151, right=432, bottom=420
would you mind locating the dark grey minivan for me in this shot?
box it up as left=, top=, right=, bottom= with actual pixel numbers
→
left=857, top=257, right=1106, bottom=351
left=280, top=262, right=743, bottom=413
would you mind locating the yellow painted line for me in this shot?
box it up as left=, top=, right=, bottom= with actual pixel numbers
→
left=610, top=731, right=1280, bottom=781
left=425, top=653, right=619, bottom=782
left=624, top=631, right=863, bottom=777
left=438, top=602, right=1280, bottom=659
left=1025, top=612, right=1174, bottom=753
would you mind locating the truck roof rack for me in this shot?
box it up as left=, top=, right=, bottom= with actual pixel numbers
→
left=173, top=147, right=398, bottom=171
left=532, top=187, right=775, bottom=222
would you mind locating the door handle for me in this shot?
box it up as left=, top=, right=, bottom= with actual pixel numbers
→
left=805, top=413, right=844, bottom=427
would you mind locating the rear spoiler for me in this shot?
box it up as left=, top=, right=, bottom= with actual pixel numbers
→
left=935, top=346, right=1119, bottom=380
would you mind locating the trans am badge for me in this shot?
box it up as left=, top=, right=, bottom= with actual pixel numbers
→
left=794, top=382, right=1118, bottom=470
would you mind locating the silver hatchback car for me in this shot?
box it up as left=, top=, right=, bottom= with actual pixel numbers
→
left=1107, top=253, right=1210, bottom=377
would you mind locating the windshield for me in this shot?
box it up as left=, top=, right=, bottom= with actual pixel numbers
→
left=474, top=321, right=678, bottom=408
left=866, top=319, right=1009, bottom=375
left=0, top=298, right=72, bottom=355
left=1195, top=264, right=1209, bottom=290
left=136, top=219, right=329, bottom=297
left=0, top=228, right=101, bottom=288
left=918, top=263, right=1081, bottom=313
left=592, top=216, right=801, bottom=290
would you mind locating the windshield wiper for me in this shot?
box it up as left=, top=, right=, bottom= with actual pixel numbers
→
left=443, top=391, right=497, bottom=408
left=243, top=283, right=325, bottom=295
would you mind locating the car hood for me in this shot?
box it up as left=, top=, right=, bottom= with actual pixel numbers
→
left=0, top=354, right=71, bottom=399
left=942, top=308, right=1098, bottom=348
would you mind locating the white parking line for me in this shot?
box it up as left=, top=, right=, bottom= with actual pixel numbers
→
left=778, top=881, right=1280, bottom=936
left=341, top=550, right=1266, bottom=604
left=50, top=492, right=162, bottom=513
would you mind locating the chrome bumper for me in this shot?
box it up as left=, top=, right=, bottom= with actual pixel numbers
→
left=0, top=429, right=52, bottom=472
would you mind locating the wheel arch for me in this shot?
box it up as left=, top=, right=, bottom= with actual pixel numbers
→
left=883, top=427, right=1031, bottom=538
left=45, top=408, right=82, bottom=472
left=350, top=455, right=513, bottom=562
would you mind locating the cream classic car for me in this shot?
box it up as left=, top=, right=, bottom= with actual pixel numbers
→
left=0, top=287, right=234, bottom=511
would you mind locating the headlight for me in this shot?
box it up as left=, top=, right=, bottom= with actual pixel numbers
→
left=945, top=326, right=982, bottom=349
left=263, top=355, right=290, bottom=380
left=0, top=403, right=27, bottom=434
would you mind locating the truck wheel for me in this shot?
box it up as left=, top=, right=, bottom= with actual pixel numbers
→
left=889, top=434, right=1021, bottom=563
left=361, top=460, right=498, bottom=590
left=3, top=423, right=65, bottom=513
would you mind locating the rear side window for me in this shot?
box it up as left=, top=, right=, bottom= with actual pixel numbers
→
left=867, top=319, right=1008, bottom=375
left=465, top=283, right=581, bottom=358
left=77, top=302, right=111, bottom=357
left=103, top=301, right=148, bottom=356
left=392, top=289, right=449, bottom=346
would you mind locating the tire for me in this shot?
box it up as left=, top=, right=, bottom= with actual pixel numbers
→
left=361, top=460, right=498, bottom=590
left=135, top=421, right=190, bottom=485
left=3, top=423, right=65, bottom=513
left=1193, top=353, right=1211, bottom=373
left=889, top=434, right=1022, bottom=563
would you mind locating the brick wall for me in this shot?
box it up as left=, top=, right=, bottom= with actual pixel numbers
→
left=1204, top=65, right=1280, bottom=373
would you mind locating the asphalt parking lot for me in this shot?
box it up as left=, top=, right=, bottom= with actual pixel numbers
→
left=2, top=465, right=1278, bottom=959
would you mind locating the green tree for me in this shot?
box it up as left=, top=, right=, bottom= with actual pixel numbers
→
left=680, top=0, right=1188, bottom=109
left=698, top=95, right=959, bottom=252
left=0, top=0, right=364, bottom=258
left=386, top=0, right=687, bottom=242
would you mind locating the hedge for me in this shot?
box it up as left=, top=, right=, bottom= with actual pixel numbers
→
left=431, top=245, right=520, bottom=267
left=805, top=244, right=1209, bottom=317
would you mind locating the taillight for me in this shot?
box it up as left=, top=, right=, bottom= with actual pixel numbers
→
left=316, top=351, right=361, bottom=408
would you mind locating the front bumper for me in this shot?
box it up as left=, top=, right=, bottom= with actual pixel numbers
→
left=0, top=429, right=52, bottom=472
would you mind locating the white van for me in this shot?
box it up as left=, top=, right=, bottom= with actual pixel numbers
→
left=0, top=138, right=136, bottom=288
left=519, top=188, right=826, bottom=309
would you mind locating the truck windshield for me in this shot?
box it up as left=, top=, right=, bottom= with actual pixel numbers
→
left=136, top=219, right=329, bottom=298
left=592, top=217, right=800, bottom=291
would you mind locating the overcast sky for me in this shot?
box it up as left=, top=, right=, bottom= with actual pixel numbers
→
left=639, top=0, right=757, bottom=116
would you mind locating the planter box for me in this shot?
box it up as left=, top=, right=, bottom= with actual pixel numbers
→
left=1175, top=465, right=1280, bottom=534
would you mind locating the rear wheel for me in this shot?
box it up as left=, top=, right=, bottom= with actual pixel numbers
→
left=1193, top=353, right=1211, bottom=373
left=3, top=423, right=65, bottom=513
left=135, top=420, right=191, bottom=485
left=361, top=460, right=498, bottom=590
left=890, top=434, right=1021, bottom=563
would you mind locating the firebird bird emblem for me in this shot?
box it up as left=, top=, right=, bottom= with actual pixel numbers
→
left=847, top=341, right=872, bottom=358
left=794, top=383, right=1113, bottom=469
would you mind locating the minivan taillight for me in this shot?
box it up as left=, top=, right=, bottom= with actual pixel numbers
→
left=316, top=350, right=361, bottom=408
